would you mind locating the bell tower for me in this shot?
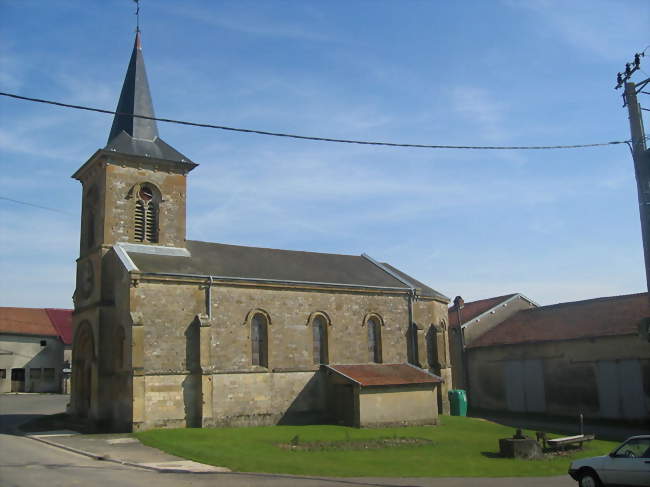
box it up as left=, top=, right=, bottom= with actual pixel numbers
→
left=70, top=32, right=197, bottom=423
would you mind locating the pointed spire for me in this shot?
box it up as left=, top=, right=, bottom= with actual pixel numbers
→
left=107, top=32, right=159, bottom=143
left=103, top=33, right=195, bottom=168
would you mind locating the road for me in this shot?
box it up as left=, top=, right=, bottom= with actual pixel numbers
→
left=0, top=394, right=575, bottom=487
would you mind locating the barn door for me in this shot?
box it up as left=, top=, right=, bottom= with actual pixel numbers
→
left=504, top=359, right=546, bottom=413
left=597, top=360, right=645, bottom=419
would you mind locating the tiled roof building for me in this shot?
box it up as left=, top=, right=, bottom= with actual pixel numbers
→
left=0, top=307, right=72, bottom=393
left=466, top=293, right=649, bottom=420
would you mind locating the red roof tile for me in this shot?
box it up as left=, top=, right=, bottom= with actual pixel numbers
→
left=326, top=364, right=442, bottom=387
left=0, top=307, right=73, bottom=344
left=45, top=309, right=73, bottom=345
left=448, top=294, right=518, bottom=328
left=468, top=292, right=649, bottom=348
left=0, top=307, right=58, bottom=338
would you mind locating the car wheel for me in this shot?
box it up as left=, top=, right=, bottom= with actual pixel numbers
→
left=578, top=470, right=601, bottom=487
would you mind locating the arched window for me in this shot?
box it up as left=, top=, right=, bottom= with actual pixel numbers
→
left=367, top=316, right=382, bottom=363
left=407, top=322, right=420, bottom=366
left=134, top=184, right=158, bottom=243
left=251, top=313, right=268, bottom=368
left=312, top=314, right=329, bottom=365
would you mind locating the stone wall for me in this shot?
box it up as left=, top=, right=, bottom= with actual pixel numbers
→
left=468, top=334, right=650, bottom=420
left=209, top=371, right=327, bottom=427
left=211, top=285, right=410, bottom=369
left=124, top=278, right=450, bottom=429
left=76, top=155, right=189, bottom=251
left=358, top=386, right=438, bottom=427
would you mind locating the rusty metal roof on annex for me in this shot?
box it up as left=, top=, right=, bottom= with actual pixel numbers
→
left=468, top=292, right=649, bottom=348
left=0, top=307, right=73, bottom=344
left=125, top=240, right=448, bottom=300
left=325, top=364, right=442, bottom=387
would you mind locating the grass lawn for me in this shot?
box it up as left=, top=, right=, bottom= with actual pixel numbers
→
left=134, top=416, right=619, bottom=477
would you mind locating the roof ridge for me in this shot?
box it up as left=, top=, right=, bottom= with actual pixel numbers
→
left=448, top=293, right=518, bottom=311
left=187, top=239, right=362, bottom=258
left=533, top=292, right=648, bottom=311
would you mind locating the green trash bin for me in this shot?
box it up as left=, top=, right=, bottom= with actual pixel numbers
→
left=448, top=389, right=468, bottom=416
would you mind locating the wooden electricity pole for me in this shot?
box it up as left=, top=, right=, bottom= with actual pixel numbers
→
left=617, top=52, right=650, bottom=293
left=617, top=51, right=650, bottom=341
left=624, top=82, right=650, bottom=292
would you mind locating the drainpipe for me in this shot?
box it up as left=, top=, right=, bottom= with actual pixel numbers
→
left=207, top=275, right=214, bottom=320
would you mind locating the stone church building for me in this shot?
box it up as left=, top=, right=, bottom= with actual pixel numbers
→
left=70, top=33, right=452, bottom=432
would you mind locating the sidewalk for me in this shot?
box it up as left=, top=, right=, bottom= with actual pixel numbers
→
left=25, top=429, right=230, bottom=473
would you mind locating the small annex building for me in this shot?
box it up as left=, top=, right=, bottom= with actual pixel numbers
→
left=466, top=292, right=650, bottom=421
left=69, top=33, right=453, bottom=432
left=325, top=364, right=443, bottom=427
left=0, top=307, right=73, bottom=393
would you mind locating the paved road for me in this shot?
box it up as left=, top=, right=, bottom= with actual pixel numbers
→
left=0, top=394, right=575, bottom=487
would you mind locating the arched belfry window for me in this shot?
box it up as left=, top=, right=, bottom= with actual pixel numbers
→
left=309, top=313, right=330, bottom=365
left=365, top=314, right=383, bottom=363
left=134, top=184, right=159, bottom=243
left=250, top=312, right=269, bottom=368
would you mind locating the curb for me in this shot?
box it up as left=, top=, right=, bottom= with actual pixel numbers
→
left=24, top=433, right=199, bottom=474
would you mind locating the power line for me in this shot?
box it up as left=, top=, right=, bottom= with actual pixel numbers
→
left=0, top=91, right=630, bottom=151
left=0, top=196, right=75, bottom=216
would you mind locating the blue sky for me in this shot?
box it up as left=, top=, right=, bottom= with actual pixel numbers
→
left=1, top=0, right=648, bottom=308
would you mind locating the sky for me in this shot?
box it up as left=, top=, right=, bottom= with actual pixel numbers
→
left=0, top=0, right=648, bottom=309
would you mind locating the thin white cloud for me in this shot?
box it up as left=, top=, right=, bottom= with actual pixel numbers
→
left=504, top=0, right=646, bottom=61
left=451, top=86, right=509, bottom=142
left=161, top=3, right=334, bottom=43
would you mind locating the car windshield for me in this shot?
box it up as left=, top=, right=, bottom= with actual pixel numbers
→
left=612, top=438, right=650, bottom=458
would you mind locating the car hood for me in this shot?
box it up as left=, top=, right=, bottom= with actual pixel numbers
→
left=570, top=455, right=608, bottom=469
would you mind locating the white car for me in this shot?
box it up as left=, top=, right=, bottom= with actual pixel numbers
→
left=569, top=435, right=650, bottom=486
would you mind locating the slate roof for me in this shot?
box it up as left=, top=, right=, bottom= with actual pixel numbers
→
left=0, top=307, right=73, bottom=344
left=124, top=240, right=448, bottom=300
left=468, top=292, right=649, bottom=348
left=325, top=364, right=442, bottom=387
left=105, top=32, right=194, bottom=166
left=448, top=294, right=518, bottom=328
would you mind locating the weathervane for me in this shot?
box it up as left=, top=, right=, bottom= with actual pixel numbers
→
left=133, top=0, right=140, bottom=33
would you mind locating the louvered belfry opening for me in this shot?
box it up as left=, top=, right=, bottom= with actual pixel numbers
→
left=134, top=185, right=158, bottom=243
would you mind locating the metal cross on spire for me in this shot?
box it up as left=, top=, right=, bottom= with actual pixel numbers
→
left=133, top=0, right=141, bottom=33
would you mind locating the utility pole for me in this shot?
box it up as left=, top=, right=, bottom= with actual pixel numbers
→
left=617, top=51, right=650, bottom=341
left=624, top=82, right=650, bottom=291
left=617, top=53, right=650, bottom=290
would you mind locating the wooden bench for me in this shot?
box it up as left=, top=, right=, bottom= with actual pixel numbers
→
left=546, top=434, right=595, bottom=450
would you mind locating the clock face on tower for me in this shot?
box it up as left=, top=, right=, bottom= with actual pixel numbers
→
left=79, top=259, right=95, bottom=299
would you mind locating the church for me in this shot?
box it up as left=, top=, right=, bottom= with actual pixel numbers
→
left=70, top=32, right=453, bottom=432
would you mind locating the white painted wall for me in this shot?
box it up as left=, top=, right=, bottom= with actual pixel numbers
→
left=0, top=334, right=64, bottom=393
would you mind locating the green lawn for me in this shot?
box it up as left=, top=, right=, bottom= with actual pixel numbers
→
left=134, top=416, right=618, bottom=477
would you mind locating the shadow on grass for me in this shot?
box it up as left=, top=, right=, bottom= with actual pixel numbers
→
left=480, top=451, right=503, bottom=459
